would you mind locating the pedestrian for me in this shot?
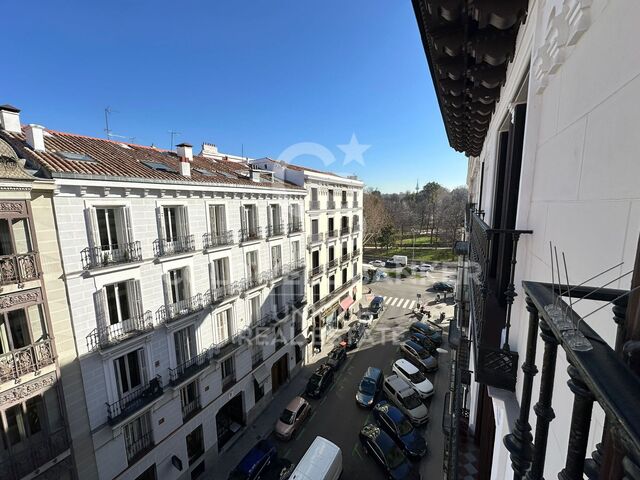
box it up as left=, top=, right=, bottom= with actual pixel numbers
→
left=436, top=294, right=441, bottom=303
left=440, top=311, right=445, bottom=322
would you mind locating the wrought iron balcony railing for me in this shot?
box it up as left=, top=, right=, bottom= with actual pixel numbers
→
left=156, top=293, right=206, bottom=324
left=288, top=221, right=303, bottom=234
left=307, top=232, right=324, bottom=244
left=353, top=224, right=361, bottom=233
left=81, top=242, right=142, bottom=270
left=0, top=428, right=69, bottom=480
left=0, top=252, right=39, bottom=284
left=241, top=271, right=270, bottom=291
left=309, top=265, right=324, bottom=279
left=211, top=331, right=245, bottom=360
left=467, top=208, right=531, bottom=391
left=327, top=200, right=336, bottom=210
left=87, top=311, right=153, bottom=351
left=169, top=350, right=211, bottom=386
left=126, top=431, right=154, bottom=465
left=327, top=258, right=339, bottom=270
left=107, top=375, right=163, bottom=425
left=309, top=200, right=320, bottom=210
left=202, top=231, right=234, bottom=249
left=340, top=227, right=350, bottom=236
left=289, top=258, right=306, bottom=272
left=341, top=201, right=349, bottom=209
left=211, top=282, right=240, bottom=304
left=353, top=201, right=359, bottom=208
left=182, top=393, right=201, bottom=420
left=239, top=226, right=262, bottom=243
left=266, top=222, right=285, bottom=238
left=353, top=248, right=361, bottom=257
left=153, top=235, right=195, bottom=257
left=502, top=281, right=640, bottom=480
left=340, top=253, right=351, bottom=264
left=326, top=229, right=338, bottom=239
left=0, top=339, right=55, bottom=383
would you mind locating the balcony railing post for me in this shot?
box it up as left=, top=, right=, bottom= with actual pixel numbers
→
left=559, top=365, right=595, bottom=480
left=525, top=318, right=559, bottom=480
left=504, top=295, right=539, bottom=480
left=503, top=233, right=522, bottom=351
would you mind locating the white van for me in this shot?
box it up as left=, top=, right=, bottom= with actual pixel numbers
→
left=392, top=255, right=408, bottom=266
left=290, top=436, right=342, bottom=480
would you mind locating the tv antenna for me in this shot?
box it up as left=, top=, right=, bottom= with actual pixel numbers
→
left=104, top=106, right=118, bottom=139
left=168, top=130, right=181, bottom=151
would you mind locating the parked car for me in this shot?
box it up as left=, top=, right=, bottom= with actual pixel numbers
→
left=359, top=310, right=374, bottom=327
left=392, top=359, right=434, bottom=399
left=370, top=296, right=384, bottom=318
left=356, top=366, right=384, bottom=408
left=432, top=281, right=454, bottom=293
left=228, top=439, right=277, bottom=480
left=409, top=321, right=443, bottom=346
left=261, top=458, right=294, bottom=480
left=417, top=264, right=432, bottom=272
left=382, top=375, right=429, bottom=425
left=408, top=332, right=438, bottom=355
left=290, top=436, right=342, bottom=480
left=370, top=260, right=385, bottom=267
left=392, top=255, right=408, bottom=266
left=340, top=322, right=366, bottom=349
left=326, top=345, right=347, bottom=371
left=400, top=341, right=438, bottom=373
left=275, top=396, right=311, bottom=440
left=385, top=260, right=401, bottom=268
left=359, top=424, right=420, bottom=480
left=373, top=401, right=428, bottom=458
left=305, top=364, right=335, bottom=399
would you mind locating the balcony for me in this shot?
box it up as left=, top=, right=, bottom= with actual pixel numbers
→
left=270, top=264, right=284, bottom=279
left=0, top=252, right=39, bottom=284
left=340, top=201, right=349, bottom=209
left=107, top=375, right=163, bottom=425
left=222, top=373, right=236, bottom=392
left=327, top=200, right=336, bottom=210
left=327, top=258, right=339, bottom=270
left=353, top=248, right=361, bottom=257
left=169, top=350, right=211, bottom=386
left=309, top=200, right=320, bottom=210
left=126, top=431, right=154, bottom=465
left=353, top=223, right=361, bottom=233
left=266, top=222, right=285, bottom=238
left=81, top=242, right=142, bottom=270
left=307, top=232, right=324, bottom=245
left=326, top=229, right=338, bottom=240
left=241, top=272, right=270, bottom=292
left=0, top=339, right=55, bottom=383
left=239, top=226, right=262, bottom=243
left=211, top=283, right=240, bottom=305
left=340, top=227, right=350, bottom=237
left=340, top=253, right=351, bottom=264
left=87, top=311, right=154, bottom=351
left=153, top=235, right=195, bottom=257
left=308, top=265, right=324, bottom=280
left=203, top=231, right=234, bottom=250
left=288, top=258, right=306, bottom=273
left=156, top=293, right=206, bottom=324
left=211, top=331, right=245, bottom=361
left=353, top=201, right=359, bottom=209
left=182, top=393, right=201, bottom=420
left=288, top=221, right=303, bottom=234
left=0, top=428, right=69, bottom=480
left=467, top=209, right=532, bottom=391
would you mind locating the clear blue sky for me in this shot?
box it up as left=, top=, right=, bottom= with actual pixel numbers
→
left=3, top=0, right=466, bottom=193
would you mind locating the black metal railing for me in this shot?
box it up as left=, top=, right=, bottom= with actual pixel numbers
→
left=340, top=253, right=351, bottom=263
left=169, top=350, right=211, bottom=386
left=327, top=200, right=336, bottom=210
left=309, top=200, right=320, bottom=210
left=288, top=221, right=303, bottom=234
left=307, top=232, right=324, bottom=244
left=153, top=235, right=195, bottom=257
left=211, top=331, right=245, bottom=360
left=270, top=264, right=284, bottom=279
left=341, top=201, right=349, bottom=209
left=241, top=271, right=270, bottom=291
left=266, top=222, right=285, bottom=238
left=156, top=293, right=205, bottom=324
left=222, top=373, right=236, bottom=392
left=468, top=208, right=532, bottom=391
left=0, top=428, right=69, bottom=480
left=87, top=311, right=153, bottom=351
left=203, top=231, right=234, bottom=249
left=327, top=258, right=339, bottom=270
left=239, top=226, right=262, bottom=243
left=107, top=376, right=163, bottom=425
left=326, top=229, right=338, bottom=239
left=353, top=223, right=361, bottom=233
left=308, top=274, right=360, bottom=314
left=211, top=282, right=240, bottom=304
left=504, top=281, right=640, bottom=480
left=353, top=248, right=361, bottom=257
left=126, top=431, right=154, bottom=465
left=81, top=242, right=142, bottom=270
left=289, top=258, right=306, bottom=272
left=182, top=393, right=201, bottom=420
left=340, top=227, right=350, bottom=236
left=309, top=265, right=324, bottom=279
left=0, top=339, right=55, bottom=383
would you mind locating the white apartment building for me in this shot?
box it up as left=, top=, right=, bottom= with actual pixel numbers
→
left=413, top=0, right=640, bottom=479
left=249, top=159, right=364, bottom=358
left=0, top=114, right=307, bottom=480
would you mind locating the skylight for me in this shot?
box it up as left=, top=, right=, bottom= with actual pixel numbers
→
left=219, top=171, right=235, bottom=179
left=141, top=161, right=177, bottom=173
left=193, top=168, right=216, bottom=177
left=119, top=143, right=132, bottom=150
left=59, top=151, right=97, bottom=163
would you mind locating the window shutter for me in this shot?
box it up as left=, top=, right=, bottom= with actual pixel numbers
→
left=180, top=206, right=190, bottom=238
left=208, top=261, right=216, bottom=293
left=128, top=280, right=144, bottom=318
left=239, top=205, right=246, bottom=232
left=94, top=289, right=107, bottom=328
left=183, top=268, right=192, bottom=299
left=123, top=207, right=134, bottom=245
left=84, top=207, right=99, bottom=249
left=218, top=205, right=227, bottom=233
left=162, top=272, right=172, bottom=305
left=155, top=207, right=165, bottom=241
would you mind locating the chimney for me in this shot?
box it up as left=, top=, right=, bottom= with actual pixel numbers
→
left=25, top=124, right=46, bottom=152
left=249, top=165, right=261, bottom=183
left=176, top=143, right=192, bottom=177
left=200, top=142, right=218, bottom=158
left=0, top=105, right=21, bottom=133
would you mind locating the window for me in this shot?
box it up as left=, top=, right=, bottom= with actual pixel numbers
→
left=0, top=305, right=47, bottom=353
left=353, top=262, right=358, bottom=277
left=353, top=238, right=357, bottom=252
left=134, top=465, right=157, bottom=480
left=166, top=268, right=189, bottom=304
left=103, top=280, right=143, bottom=326
left=242, top=204, right=258, bottom=236
left=329, top=275, right=335, bottom=292
left=221, top=357, right=234, bottom=381
left=215, top=309, right=233, bottom=344
left=251, top=344, right=263, bottom=367
left=295, top=344, right=303, bottom=364
left=95, top=207, right=129, bottom=249
left=114, top=349, right=146, bottom=397
left=341, top=190, right=347, bottom=204
left=268, top=204, right=281, bottom=234
left=288, top=204, right=301, bottom=228
left=313, top=284, right=320, bottom=304
left=208, top=205, right=227, bottom=237
left=342, top=268, right=347, bottom=285
left=273, top=285, right=284, bottom=313
left=311, top=188, right=318, bottom=202
left=312, top=250, right=319, bottom=269
left=5, top=395, right=44, bottom=446
left=328, top=217, right=334, bottom=233
left=211, top=257, right=230, bottom=290
left=353, top=192, right=358, bottom=205
left=311, top=219, right=319, bottom=235
left=160, top=206, right=189, bottom=242
left=246, top=251, right=259, bottom=282
left=124, top=412, right=153, bottom=463
left=329, top=246, right=335, bottom=262
left=292, top=240, right=300, bottom=262
left=249, top=295, right=261, bottom=324
left=254, top=379, right=265, bottom=403
left=0, top=217, right=33, bottom=256
left=174, top=326, right=196, bottom=366
left=186, top=425, right=204, bottom=465
left=342, top=242, right=348, bottom=257
left=271, top=245, right=282, bottom=274
left=180, top=380, right=200, bottom=419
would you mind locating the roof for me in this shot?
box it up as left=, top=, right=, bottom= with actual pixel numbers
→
left=0, top=128, right=304, bottom=191
left=257, top=157, right=362, bottom=185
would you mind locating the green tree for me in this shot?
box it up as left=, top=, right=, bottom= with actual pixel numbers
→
left=378, top=225, right=395, bottom=252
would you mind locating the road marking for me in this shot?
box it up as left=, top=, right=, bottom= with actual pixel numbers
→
left=389, top=297, right=399, bottom=307
left=409, top=300, right=416, bottom=309
left=352, top=443, right=363, bottom=459
left=387, top=297, right=395, bottom=306
left=402, top=299, right=411, bottom=309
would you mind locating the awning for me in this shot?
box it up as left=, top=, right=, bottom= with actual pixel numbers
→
left=340, top=297, right=355, bottom=311
left=253, top=364, right=270, bottom=385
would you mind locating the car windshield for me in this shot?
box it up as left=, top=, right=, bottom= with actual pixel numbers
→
left=359, top=378, right=377, bottom=395
left=397, top=416, right=414, bottom=436
left=417, top=348, right=431, bottom=360
left=407, top=370, right=426, bottom=383
left=279, top=409, right=296, bottom=425
left=329, top=349, right=340, bottom=359
left=384, top=442, right=407, bottom=470
left=401, top=392, right=423, bottom=410
left=308, top=374, right=321, bottom=388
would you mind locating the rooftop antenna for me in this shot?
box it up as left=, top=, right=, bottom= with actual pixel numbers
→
left=168, top=130, right=181, bottom=151
left=416, top=178, right=419, bottom=194
left=104, top=106, right=118, bottom=139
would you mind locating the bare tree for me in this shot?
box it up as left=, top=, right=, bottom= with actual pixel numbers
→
left=363, top=189, right=391, bottom=246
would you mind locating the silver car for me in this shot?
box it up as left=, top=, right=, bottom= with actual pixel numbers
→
left=382, top=374, right=429, bottom=425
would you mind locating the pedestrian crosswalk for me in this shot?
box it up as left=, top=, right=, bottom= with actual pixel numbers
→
left=385, top=297, right=417, bottom=310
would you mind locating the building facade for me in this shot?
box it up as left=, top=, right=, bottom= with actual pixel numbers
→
left=413, top=1, right=640, bottom=479
left=249, top=159, right=364, bottom=358
left=0, top=113, right=308, bottom=480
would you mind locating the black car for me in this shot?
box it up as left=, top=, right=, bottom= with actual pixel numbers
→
left=326, top=345, right=347, bottom=371
left=228, top=439, right=277, bottom=480
left=432, top=281, right=454, bottom=293
left=373, top=401, right=427, bottom=458
left=400, top=341, right=438, bottom=373
left=305, top=364, right=334, bottom=398
left=369, top=296, right=384, bottom=318
left=408, top=332, right=438, bottom=355
left=340, top=322, right=366, bottom=349
left=260, top=458, right=294, bottom=480
left=359, top=424, right=420, bottom=480
left=409, top=321, right=443, bottom=346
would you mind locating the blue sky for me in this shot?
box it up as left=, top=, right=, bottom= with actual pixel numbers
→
left=3, top=0, right=466, bottom=192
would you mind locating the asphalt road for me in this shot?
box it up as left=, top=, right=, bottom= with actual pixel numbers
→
left=268, top=265, right=457, bottom=479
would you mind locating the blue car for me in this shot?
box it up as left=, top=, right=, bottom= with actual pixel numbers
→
left=228, top=439, right=277, bottom=480
left=408, top=332, right=438, bottom=355
left=356, top=366, right=384, bottom=408
left=409, top=321, right=443, bottom=346
left=370, top=296, right=384, bottom=318
left=359, top=424, right=421, bottom=479
left=373, top=401, right=427, bottom=458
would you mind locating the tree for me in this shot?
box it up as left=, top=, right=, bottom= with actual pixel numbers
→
left=378, top=225, right=395, bottom=252
left=421, top=182, right=446, bottom=242
left=363, top=189, right=391, bottom=246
